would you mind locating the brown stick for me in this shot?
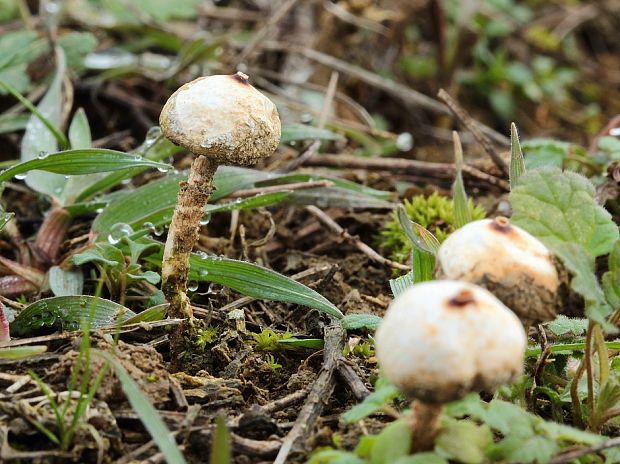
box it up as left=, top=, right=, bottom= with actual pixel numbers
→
left=305, top=153, right=510, bottom=190
left=305, top=205, right=411, bottom=271
left=437, top=89, right=509, bottom=176
left=273, top=322, right=345, bottom=463
left=161, top=155, right=217, bottom=371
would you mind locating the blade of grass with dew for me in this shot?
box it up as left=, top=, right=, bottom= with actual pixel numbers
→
left=510, top=122, right=526, bottom=189
left=93, top=349, right=187, bottom=464
left=0, top=345, right=47, bottom=359
left=91, top=167, right=273, bottom=240
left=451, top=131, right=472, bottom=228
left=10, top=296, right=137, bottom=337
left=210, top=415, right=232, bottom=464
left=0, top=149, right=171, bottom=184
left=144, top=246, right=343, bottom=318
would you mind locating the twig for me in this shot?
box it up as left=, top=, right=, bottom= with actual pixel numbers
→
left=336, top=359, right=370, bottom=400
left=549, top=436, right=620, bottom=463
left=284, top=71, right=340, bottom=171
left=233, top=0, right=303, bottom=68
left=437, top=89, right=509, bottom=176
left=273, top=322, right=345, bottom=464
left=305, top=205, right=411, bottom=271
left=254, top=42, right=510, bottom=146
left=304, top=153, right=510, bottom=190
left=226, top=180, right=333, bottom=199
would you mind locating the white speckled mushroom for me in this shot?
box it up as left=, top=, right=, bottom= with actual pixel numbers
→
left=375, top=280, right=526, bottom=451
left=159, top=72, right=280, bottom=370
left=436, top=216, right=562, bottom=325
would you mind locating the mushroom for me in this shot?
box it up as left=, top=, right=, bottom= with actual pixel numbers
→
left=159, top=72, right=280, bottom=369
left=435, top=216, right=562, bottom=325
left=375, top=280, right=526, bottom=451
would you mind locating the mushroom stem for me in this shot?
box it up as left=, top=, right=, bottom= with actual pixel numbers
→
left=161, top=155, right=217, bottom=370
left=408, top=400, right=442, bottom=452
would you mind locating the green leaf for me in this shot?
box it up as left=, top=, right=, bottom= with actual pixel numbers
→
left=510, top=167, right=618, bottom=257
left=0, top=112, right=29, bottom=134
left=389, top=271, right=414, bottom=297
left=603, top=241, right=620, bottom=309
left=522, top=139, right=570, bottom=169
left=393, top=453, right=448, bottom=464
left=546, top=315, right=588, bottom=337
left=509, top=122, right=526, bottom=188
left=210, top=415, right=231, bottom=464
left=185, top=253, right=343, bottom=319
left=10, top=296, right=136, bottom=337
left=397, top=206, right=440, bottom=255
left=0, top=345, right=47, bottom=359
left=48, top=266, right=84, bottom=296
left=436, top=418, right=492, bottom=464
left=281, top=123, right=345, bottom=144
left=127, top=270, right=161, bottom=285
left=93, top=350, right=187, bottom=464
left=412, top=248, right=435, bottom=283
left=553, top=243, right=612, bottom=324
left=308, top=450, right=365, bottom=464
left=370, top=420, right=411, bottom=464
left=0, top=149, right=171, bottom=185
left=0, top=208, right=14, bottom=233
left=277, top=338, right=324, bottom=349
left=451, top=132, right=472, bottom=228
left=68, top=108, right=92, bottom=150
left=205, top=191, right=291, bottom=214
left=341, top=314, right=382, bottom=331
left=73, top=244, right=124, bottom=269
left=124, top=304, right=168, bottom=324
left=343, top=374, right=400, bottom=423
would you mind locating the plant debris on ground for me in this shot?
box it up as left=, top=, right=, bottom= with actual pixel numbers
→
left=0, top=1, right=619, bottom=463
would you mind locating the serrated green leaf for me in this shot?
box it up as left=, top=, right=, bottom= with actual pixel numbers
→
left=343, top=375, right=400, bottom=423
left=281, top=123, right=345, bottom=144
left=389, top=271, right=414, bottom=297
left=341, top=314, right=382, bottom=331
left=553, top=243, right=612, bottom=323
left=436, top=418, right=492, bottom=464
left=370, top=420, right=411, bottom=464
left=510, top=122, right=526, bottom=188
left=93, top=350, right=187, bottom=464
left=10, top=296, right=136, bottom=337
left=546, top=315, right=588, bottom=337
left=510, top=167, right=618, bottom=257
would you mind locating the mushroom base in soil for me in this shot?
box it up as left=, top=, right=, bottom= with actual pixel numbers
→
left=435, top=216, right=564, bottom=326
left=159, top=72, right=281, bottom=370
left=375, top=280, right=527, bottom=451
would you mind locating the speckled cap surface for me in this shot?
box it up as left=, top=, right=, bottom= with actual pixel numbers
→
left=159, top=72, right=281, bottom=165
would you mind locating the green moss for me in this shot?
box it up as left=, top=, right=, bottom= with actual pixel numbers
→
left=379, top=192, right=486, bottom=263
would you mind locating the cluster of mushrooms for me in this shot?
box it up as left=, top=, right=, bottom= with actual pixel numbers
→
left=376, top=216, right=563, bottom=451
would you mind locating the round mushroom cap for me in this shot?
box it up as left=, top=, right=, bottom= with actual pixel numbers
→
left=436, top=217, right=561, bottom=324
left=375, top=280, right=526, bottom=404
left=159, top=72, right=281, bottom=165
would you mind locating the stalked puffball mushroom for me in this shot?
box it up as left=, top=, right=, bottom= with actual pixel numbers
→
left=375, top=280, right=526, bottom=451
left=159, top=72, right=280, bottom=370
left=436, top=216, right=561, bottom=325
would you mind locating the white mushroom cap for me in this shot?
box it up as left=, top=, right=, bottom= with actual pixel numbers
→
left=436, top=217, right=561, bottom=324
left=375, top=280, right=526, bottom=404
left=159, top=72, right=281, bottom=165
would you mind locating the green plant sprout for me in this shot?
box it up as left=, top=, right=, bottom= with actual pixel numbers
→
left=379, top=192, right=485, bottom=264
left=251, top=329, right=294, bottom=352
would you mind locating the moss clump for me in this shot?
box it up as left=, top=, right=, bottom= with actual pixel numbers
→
left=379, top=192, right=486, bottom=263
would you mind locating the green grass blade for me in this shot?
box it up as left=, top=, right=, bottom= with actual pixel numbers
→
left=0, top=149, right=171, bottom=184
left=452, top=131, right=472, bottom=228
left=0, top=78, right=68, bottom=149
left=94, top=350, right=187, bottom=464
left=509, top=122, right=526, bottom=189
left=210, top=415, right=232, bottom=464
left=0, top=345, right=47, bottom=359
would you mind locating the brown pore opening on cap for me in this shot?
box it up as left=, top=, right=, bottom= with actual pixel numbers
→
left=231, top=71, right=250, bottom=84
left=490, top=216, right=513, bottom=233
left=448, top=289, right=476, bottom=308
